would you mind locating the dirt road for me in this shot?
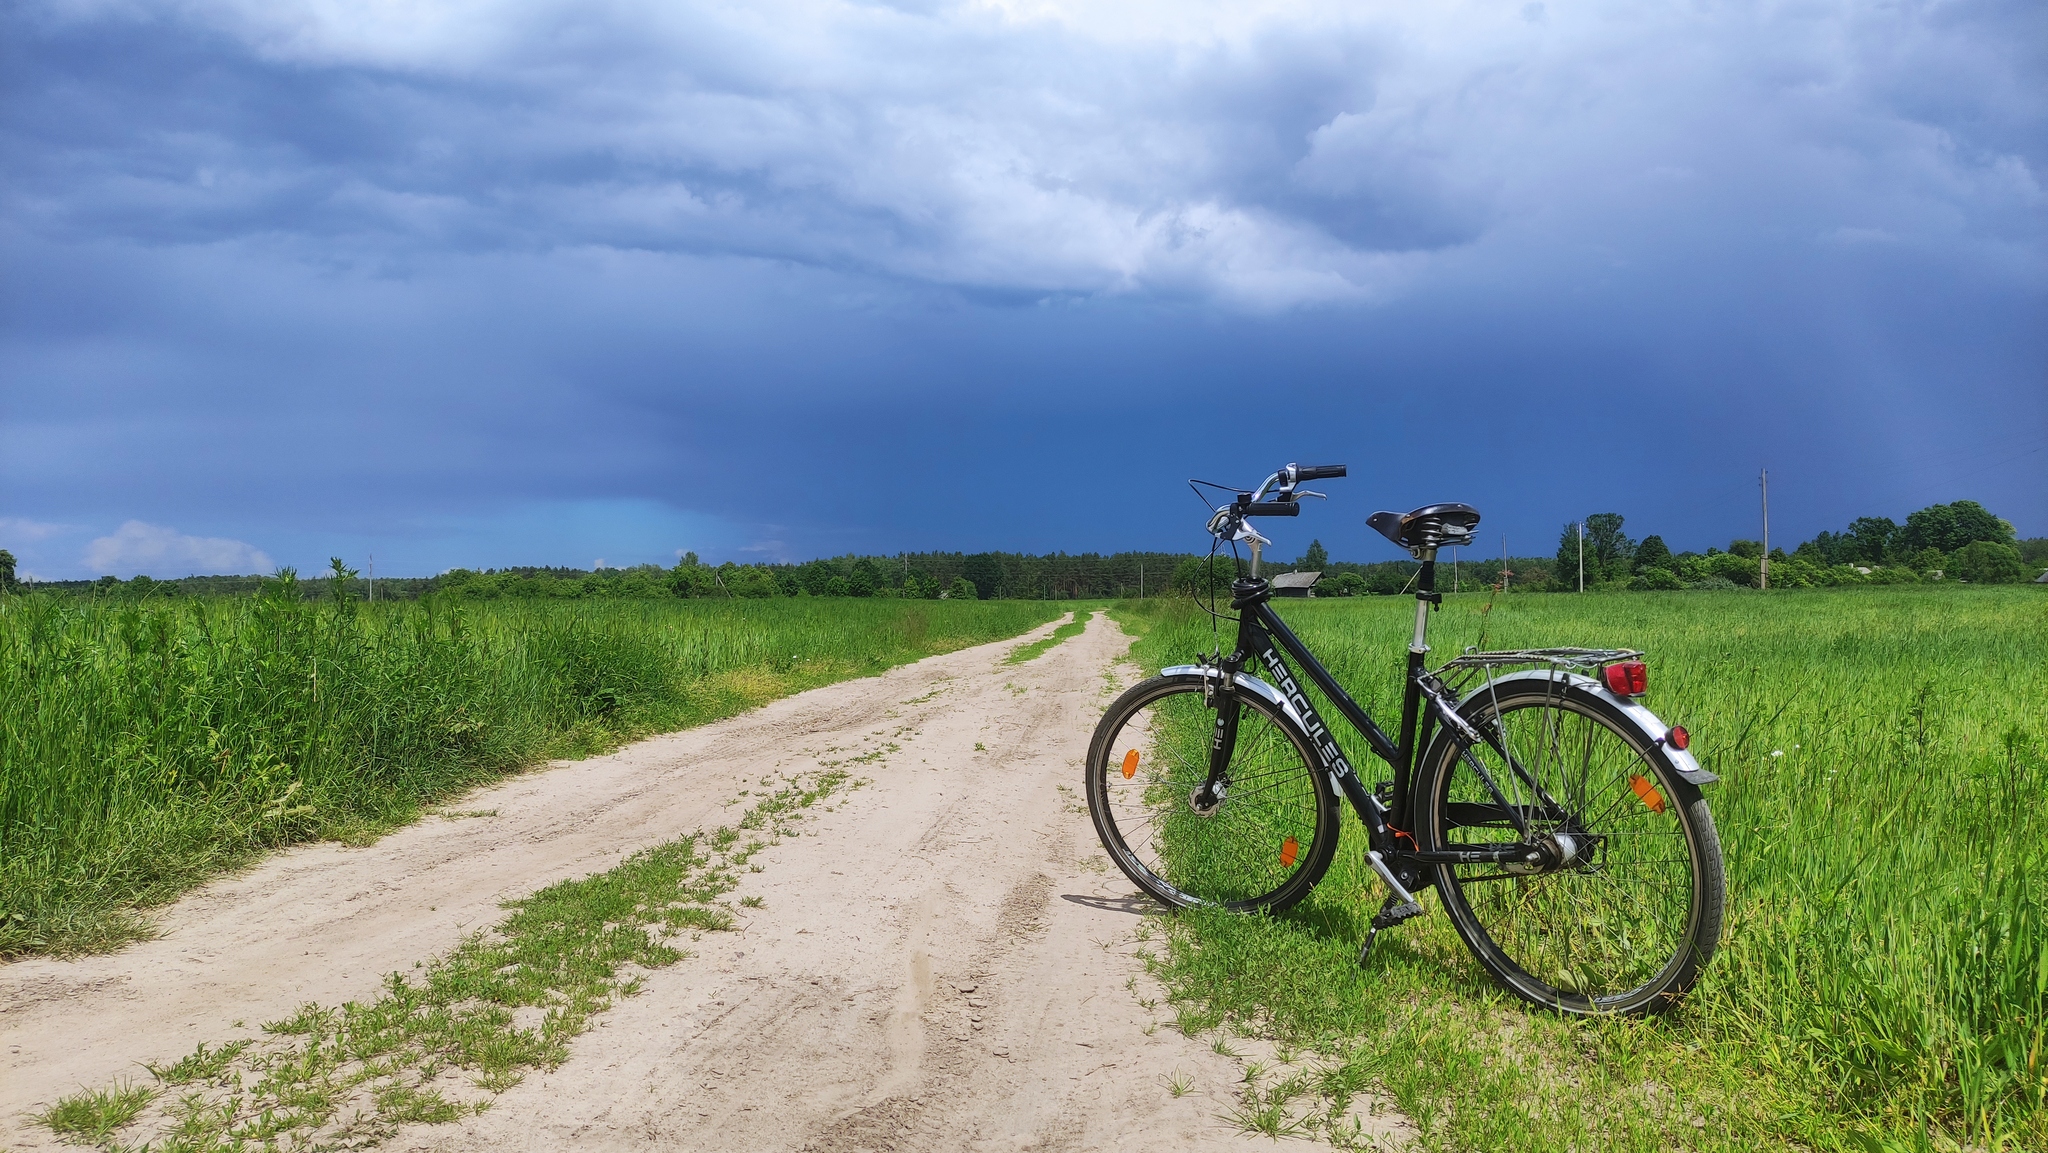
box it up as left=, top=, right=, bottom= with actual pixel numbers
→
left=2, top=613, right=1346, bottom=1151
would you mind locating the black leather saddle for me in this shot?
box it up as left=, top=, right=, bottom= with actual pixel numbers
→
left=1368, top=503, right=1482, bottom=552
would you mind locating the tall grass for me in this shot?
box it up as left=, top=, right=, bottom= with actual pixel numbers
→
left=1114, top=586, right=2048, bottom=1147
left=0, top=577, right=1058, bottom=957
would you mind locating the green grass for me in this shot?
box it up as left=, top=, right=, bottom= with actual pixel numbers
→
left=1005, top=608, right=1095, bottom=664
left=1110, top=586, right=2048, bottom=1150
left=0, top=580, right=1058, bottom=957
left=38, top=766, right=853, bottom=1152
left=33, top=1082, right=159, bottom=1143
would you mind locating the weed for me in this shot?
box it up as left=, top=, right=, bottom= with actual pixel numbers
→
left=1005, top=610, right=1093, bottom=664
left=36, top=1081, right=157, bottom=1142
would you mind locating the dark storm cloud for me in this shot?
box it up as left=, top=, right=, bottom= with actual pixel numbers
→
left=2, top=0, right=2043, bottom=578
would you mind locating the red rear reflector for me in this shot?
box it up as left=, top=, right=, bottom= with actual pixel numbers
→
left=1121, top=749, right=1139, bottom=779
left=1629, top=775, right=1667, bottom=815
left=1603, top=661, right=1648, bottom=696
left=1280, top=837, right=1300, bottom=867
left=1667, top=725, right=1689, bottom=750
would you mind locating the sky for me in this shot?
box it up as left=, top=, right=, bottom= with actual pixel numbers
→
left=4, top=0, right=2043, bottom=580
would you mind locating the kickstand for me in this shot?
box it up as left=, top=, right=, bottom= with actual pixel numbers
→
left=1357, top=895, right=1425, bottom=968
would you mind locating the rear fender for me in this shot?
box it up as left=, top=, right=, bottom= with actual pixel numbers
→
left=1458, top=669, right=1717, bottom=786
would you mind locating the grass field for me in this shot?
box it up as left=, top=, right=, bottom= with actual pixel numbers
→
left=1112, top=586, right=2048, bottom=1150
left=0, top=579, right=1060, bottom=958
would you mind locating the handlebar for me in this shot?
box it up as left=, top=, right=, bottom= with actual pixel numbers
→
left=1205, top=460, right=1348, bottom=541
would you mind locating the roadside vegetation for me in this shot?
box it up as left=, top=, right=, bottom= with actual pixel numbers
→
left=0, top=573, right=1057, bottom=958
left=1112, top=585, right=2047, bottom=1150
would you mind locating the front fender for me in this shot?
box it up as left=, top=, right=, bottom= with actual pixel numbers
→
left=1160, top=664, right=1312, bottom=735
left=1460, top=669, right=1717, bottom=786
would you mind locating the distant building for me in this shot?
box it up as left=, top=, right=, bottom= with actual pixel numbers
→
left=1271, top=571, right=1322, bottom=598
left=2035, top=569, right=2048, bottom=584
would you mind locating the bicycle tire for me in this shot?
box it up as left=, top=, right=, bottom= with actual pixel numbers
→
left=1087, top=674, right=1339, bottom=912
left=1416, top=677, right=1724, bottom=1015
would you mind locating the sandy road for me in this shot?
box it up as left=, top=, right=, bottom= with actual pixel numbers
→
left=2, top=613, right=1312, bottom=1151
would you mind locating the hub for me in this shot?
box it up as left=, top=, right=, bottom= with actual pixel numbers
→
left=1503, top=831, right=1587, bottom=875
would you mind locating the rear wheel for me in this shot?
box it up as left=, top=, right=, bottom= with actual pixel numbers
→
left=1416, top=677, right=1724, bottom=1015
left=1087, top=674, right=1338, bottom=912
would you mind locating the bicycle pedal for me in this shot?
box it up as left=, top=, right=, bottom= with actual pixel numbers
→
left=1370, top=899, right=1424, bottom=931
left=1359, top=899, right=1424, bottom=968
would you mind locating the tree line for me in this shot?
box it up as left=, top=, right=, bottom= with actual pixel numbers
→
left=1547, top=500, right=2044, bottom=591
left=6, top=496, right=2041, bottom=603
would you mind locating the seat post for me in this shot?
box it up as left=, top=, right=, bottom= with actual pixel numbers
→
left=1411, top=548, right=1438, bottom=654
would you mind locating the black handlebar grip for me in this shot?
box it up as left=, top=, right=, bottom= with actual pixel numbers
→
left=1244, top=502, right=1301, bottom=517
left=1296, top=464, right=1347, bottom=481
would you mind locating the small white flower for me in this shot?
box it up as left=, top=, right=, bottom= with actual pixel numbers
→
left=1771, top=749, right=1784, bottom=757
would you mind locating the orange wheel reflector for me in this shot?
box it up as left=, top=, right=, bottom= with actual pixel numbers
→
left=1121, top=749, right=1139, bottom=779
left=1629, top=774, right=1667, bottom=815
left=1280, top=837, right=1300, bottom=867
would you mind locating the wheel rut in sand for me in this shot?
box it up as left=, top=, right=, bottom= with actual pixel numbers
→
left=3, top=612, right=1407, bottom=1152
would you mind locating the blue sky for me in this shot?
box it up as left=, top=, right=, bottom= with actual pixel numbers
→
left=4, top=0, right=2043, bottom=580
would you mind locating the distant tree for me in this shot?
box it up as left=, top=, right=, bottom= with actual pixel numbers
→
left=722, top=563, right=782, bottom=597
left=1300, top=539, right=1329, bottom=571
left=1363, top=563, right=1414, bottom=595
left=1322, top=572, right=1365, bottom=597
left=1633, top=535, right=1674, bottom=573
left=1902, top=500, right=2014, bottom=556
left=948, top=576, right=978, bottom=601
left=0, top=548, right=16, bottom=593
left=847, top=558, right=882, bottom=597
left=1844, top=517, right=1899, bottom=564
left=1553, top=514, right=1634, bottom=588
left=1171, top=555, right=1234, bottom=599
left=1556, top=528, right=1589, bottom=589
left=1949, top=541, right=2027, bottom=584
left=1905, top=548, right=1948, bottom=574
left=2020, top=538, right=2048, bottom=566
left=1632, top=568, right=1685, bottom=591
left=668, top=557, right=718, bottom=597
left=962, top=553, right=1003, bottom=600
left=1727, top=539, right=1762, bottom=560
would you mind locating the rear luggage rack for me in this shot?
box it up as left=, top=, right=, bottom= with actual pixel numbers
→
left=1434, top=648, right=1644, bottom=692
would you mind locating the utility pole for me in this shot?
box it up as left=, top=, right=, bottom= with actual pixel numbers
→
left=1453, top=548, right=1458, bottom=594
left=368, top=553, right=374, bottom=604
left=1578, top=522, right=1586, bottom=593
left=1139, top=561, right=1145, bottom=598
left=1760, top=467, right=1770, bottom=590
left=1502, top=533, right=1509, bottom=590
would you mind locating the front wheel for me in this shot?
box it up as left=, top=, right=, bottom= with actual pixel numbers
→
left=1087, top=674, right=1339, bottom=912
left=1416, top=677, right=1725, bottom=1015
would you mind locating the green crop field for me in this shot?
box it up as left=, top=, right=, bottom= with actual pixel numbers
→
left=1112, top=586, right=2048, bottom=1150
left=0, top=578, right=1059, bottom=958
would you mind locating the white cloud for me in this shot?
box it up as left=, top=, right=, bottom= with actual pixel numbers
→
left=83, top=521, right=274, bottom=576
left=0, top=516, right=77, bottom=543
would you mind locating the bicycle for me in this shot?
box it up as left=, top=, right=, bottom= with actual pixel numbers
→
left=1086, top=463, right=1724, bottom=1015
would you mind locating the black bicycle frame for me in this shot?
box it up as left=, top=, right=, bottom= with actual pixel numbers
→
left=1207, top=563, right=1538, bottom=869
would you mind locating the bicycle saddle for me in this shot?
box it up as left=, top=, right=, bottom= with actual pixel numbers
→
left=1368, top=503, right=1482, bottom=552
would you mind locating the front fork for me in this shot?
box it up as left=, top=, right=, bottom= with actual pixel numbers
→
left=1197, top=696, right=1240, bottom=814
